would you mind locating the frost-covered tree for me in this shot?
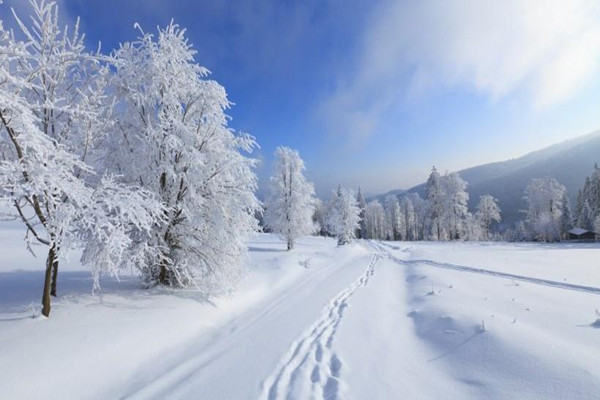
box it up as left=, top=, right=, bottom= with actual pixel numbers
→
left=364, top=200, right=386, bottom=240
left=579, top=200, right=595, bottom=231
left=313, top=198, right=329, bottom=236
left=575, top=165, right=600, bottom=229
left=425, top=166, right=444, bottom=240
left=462, top=213, right=483, bottom=241
left=314, top=198, right=333, bottom=237
left=109, top=22, right=260, bottom=291
left=424, top=168, right=469, bottom=241
left=505, top=221, right=528, bottom=242
left=587, top=164, right=600, bottom=216
left=514, top=221, right=529, bottom=242
left=384, top=195, right=402, bottom=240
left=327, top=185, right=361, bottom=245
left=475, top=195, right=501, bottom=240
left=405, top=192, right=426, bottom=241
left=264, top=147, right=316, bottom=250
left=441, top=172, right=469, bottom=240
left=356, top=187, right=367, bottom=239
left=0, top=0, right=162, bottom=316
left=401, top=196, right=415, bottom=240
left=523, top=178, right=566, bottom=242
left=559, top=192, right=573, bottom=239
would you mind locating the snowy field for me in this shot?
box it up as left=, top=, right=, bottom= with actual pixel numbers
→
left=1, top=233, right=600, bottom=399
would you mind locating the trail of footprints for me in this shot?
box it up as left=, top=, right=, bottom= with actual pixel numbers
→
left=262, top=253, right=380, bottom=400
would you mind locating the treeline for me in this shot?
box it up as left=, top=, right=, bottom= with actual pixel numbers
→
left=511, top=164, right=600, bottom=242
left=317, top=167, right=502, bottom=242
left=310, top=164, right=600, bottom=244
left=574, top=164, right=600, bottom=232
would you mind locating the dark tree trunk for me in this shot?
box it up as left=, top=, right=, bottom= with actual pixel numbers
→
left=287, top=238, right=293, bottom=251
left=50, top=247, right=59, bottom=297
left=42, top=244, right=56, bottom=317
left=158, top=261, right=168, bottom=285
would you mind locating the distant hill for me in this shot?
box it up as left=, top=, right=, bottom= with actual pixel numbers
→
left=381, top=130, right=600, bottom=227
left=369, top=188, right=405, bottom=203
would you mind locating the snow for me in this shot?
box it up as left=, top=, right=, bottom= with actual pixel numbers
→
left=1, top=233, right=600, bottom=399
left=569, top=228, right=595, bottom=235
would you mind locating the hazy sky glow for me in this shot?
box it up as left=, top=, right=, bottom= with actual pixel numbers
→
left=4, top=0, right=600, bottom=197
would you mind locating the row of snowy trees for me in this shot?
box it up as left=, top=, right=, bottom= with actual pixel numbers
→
left=574, top=164, right=600, bottom=233
left=0, top=1, right=260, bottom=315
left=521, top=178, right=570, bottom=242
left=355, top=167, right=600, bottom=244
left=355, top=167, right=501, bottom=242
left=263, top=154, right=600, bottom=246
left=263, top=147, right=361, bottom=247
left=517, top=165, right=600, bottom=242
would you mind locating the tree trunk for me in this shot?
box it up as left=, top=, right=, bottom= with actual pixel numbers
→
left=287, top=238, right=293, bottom=251
left=158, top=261, right=168, bottom=285
left=42, top=244, right=56, bottom=317
left=50, top=247, right=59, bottom=297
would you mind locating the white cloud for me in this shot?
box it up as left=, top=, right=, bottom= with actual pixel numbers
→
left=320, top=0, right=600, bottom=139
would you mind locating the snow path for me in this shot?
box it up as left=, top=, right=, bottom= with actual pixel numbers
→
left=371, top=241, right=600, bottom=296
left=118, top=243, right=375, bottom=400
left=260, top=252, right=380, bottom=400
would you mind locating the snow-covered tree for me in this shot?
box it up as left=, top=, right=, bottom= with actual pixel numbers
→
left=588, top=164, right=600, bottom=216
left=401, top=196, right=415, bottom=240
left=579, top=200, right=595, bottom=230
left=0, top=0, right=162, bottom=316
left=523, top=178, right=566, bottom=242
left=364, top=200, right=386, bottom=239
left=423, top=168, right=470, bottom=241
left=504, top=221, right=528, bottom=242
left=404, top=192, right=426, bottom=241
left=575, top=164, right=600, bottom=229
left=327, top=185, right=361, bottom=245
left=313, top=198, right=329, bottom=236
left=264, top=147, right=316, bottom=250
left=425, top=166, right=444, bottom=240
left=312, top=198, right=327, bottom=236
left=514, top=221, right=529, bottom=242
left=462, top=213, right=483, bottom=241
left=109, top=22, right=260, bottom=292
left=384, top=195, right=402, bottom=240
left=559, top=192, right=573, bottom=239
left=475, top=195, right=501, bottom=240
left=356, top=187, right=367, bottom=239
left=441, top=172, right=469, bottom=240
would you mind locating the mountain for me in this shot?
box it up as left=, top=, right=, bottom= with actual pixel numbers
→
left=392, top=130, right=600, bottom=227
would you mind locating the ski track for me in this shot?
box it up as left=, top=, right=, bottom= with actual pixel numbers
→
left=371, top=241, right=600, bottom=296
left=260, top=252, right=381, bottom=400
left=122, top=257, right=346, bottom=400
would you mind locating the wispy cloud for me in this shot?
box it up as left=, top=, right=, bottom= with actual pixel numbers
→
left=319, top=0, right=600, bottom=141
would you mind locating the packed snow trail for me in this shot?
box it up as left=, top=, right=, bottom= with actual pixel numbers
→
left=119, top=241, right=376, bottom=400
left=260, top=252, right=380, bottom=400
left=370, top=241, right=600, bottom=296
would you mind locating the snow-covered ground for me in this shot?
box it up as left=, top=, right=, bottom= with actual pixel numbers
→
left=1, top=233, right=600, bottom=399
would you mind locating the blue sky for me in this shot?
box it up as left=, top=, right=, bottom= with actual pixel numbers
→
left=5, top=0, right=600, bottom=197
